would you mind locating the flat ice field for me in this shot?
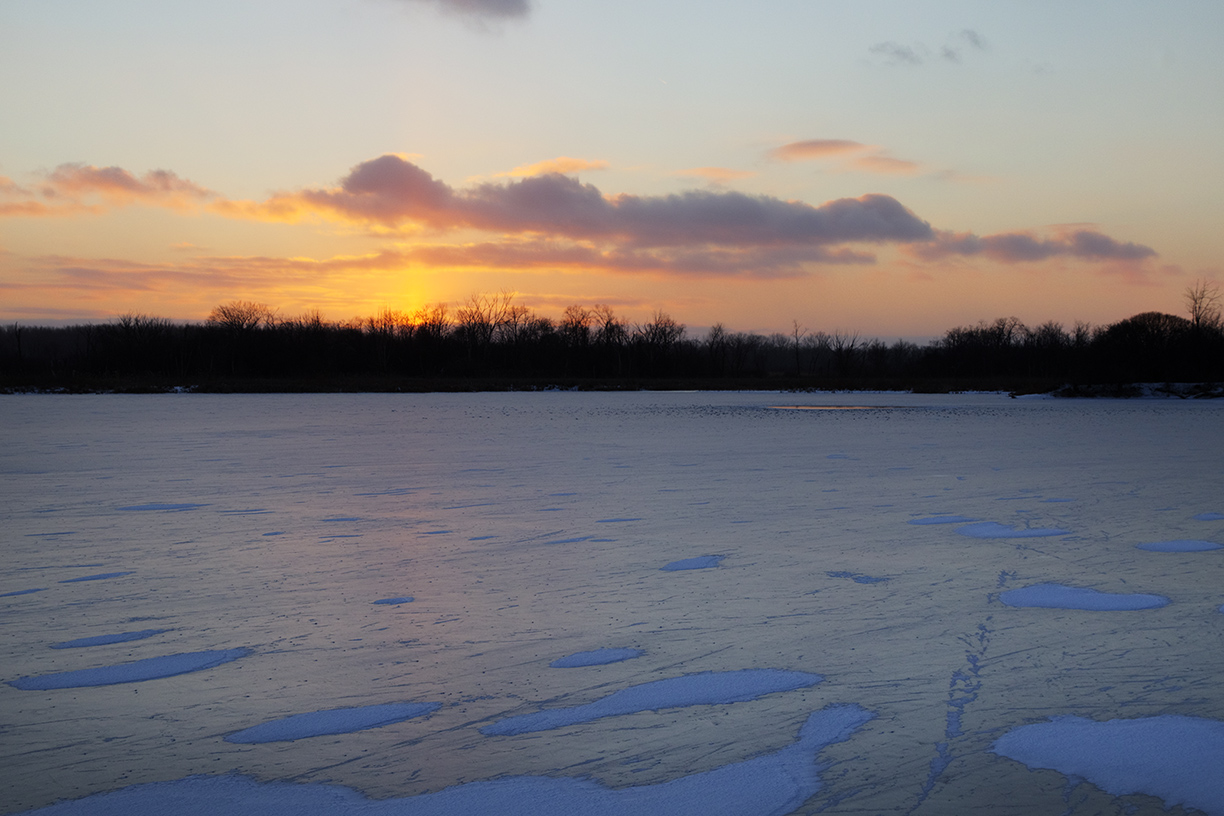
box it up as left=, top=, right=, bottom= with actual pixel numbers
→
left=3, top=392, right=1224, bottom=815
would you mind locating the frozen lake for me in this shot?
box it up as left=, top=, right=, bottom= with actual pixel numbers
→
left=2, top=392, right=1223, bottom=815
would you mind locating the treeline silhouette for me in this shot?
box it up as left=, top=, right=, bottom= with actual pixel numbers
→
left=2, top=289, right=1222, bottom=393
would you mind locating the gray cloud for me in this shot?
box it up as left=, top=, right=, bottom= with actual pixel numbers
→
left=912, top=230, right=1156, bottom=263
left=399, top=0, right=530, bottom=19
left=289, top=154, right=935, bottom=250
left=872, top=29, right=987, bottom=66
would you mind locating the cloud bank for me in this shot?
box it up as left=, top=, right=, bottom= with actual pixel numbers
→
left=1, top=154, right=1158, bottom=279
left=237, top=154, right=935, bottom=252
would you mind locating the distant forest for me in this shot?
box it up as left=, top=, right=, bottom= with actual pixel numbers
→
left=2, top=283, right=1222, bottom=394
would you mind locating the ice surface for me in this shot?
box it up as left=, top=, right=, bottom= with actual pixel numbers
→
left=5, top=392, right=1224, bottom=815
left=993, top=715, right=1224, bottom=815
left=9, top=648, right=252, bottom=689
left=1136, top=539, right=1222, bottom=552
left=225, top=702, right=440, bottom=743
left=481, top=670, right=824, bottom=736
left=955, top=522, right=1071, bottom=538
left=907, top=515, right=978, bottom=525
left=550, top=648, right=644, bottom=668
left=999, top=583, right=1169, bottom=610
left=50, top=629, right=169, bottom=649
left=57, top=572, right=134, bottom=583
left=660, top=555, right=724, bottom=571
left=18, top=705, right=873, bottom=816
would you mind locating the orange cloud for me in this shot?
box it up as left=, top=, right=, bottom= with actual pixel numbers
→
left=675, top=167, right=757, bottom=183
left=0, top=163, right=214, bottom=216
left=769, top=139, right=924, bottom=176
left=768, top=140, right=866, bottom=161
left=851, top=155, right=922, bottom=175
left=497, top=156, right=610, bottom=177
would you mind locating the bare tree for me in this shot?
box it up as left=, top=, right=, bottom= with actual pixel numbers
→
left=207, top=301, right=276, bottom=331
left=790, top=320, right=806, bottom=376
left=1185, top=278, right=1222, bottom=329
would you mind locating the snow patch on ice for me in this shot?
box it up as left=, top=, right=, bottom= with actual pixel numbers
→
left=993, top=714, right=1224, bottom=815
left=225, top=702, right=440, bottom=743
left=955, top=522, right=1070, bottom=539
left=481, top=669, right=823, bottom=736
left=550, top=648, right=643, bottom=668
left=1136, top=540, right=1222, bottom=552
left=999, top=584, right=1169, bottom=610
left=661, top=555, right=724, bottom=571
left=14, top=704, right=873, bottom=816
left=8, top=648, right=252, bottom=690
left=51, top=629, right=170, bottom=649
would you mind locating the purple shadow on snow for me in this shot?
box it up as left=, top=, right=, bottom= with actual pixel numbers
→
left=118, top=503, right=208, bottom=512
left=908, top=515, right=977, bottom=525
left=481, top=669, right=823, bottom=736
left=51, top=629, right=170, bottom=649
left=9, top=704, right=874, bottom=816
left=993, top=714, right=1224, bottom=815
left=550, top=648, right=643, bottom=668
left=1137, top=540, right=1223, bottom=552
left=226, top=702, right=440, bottom=743
left=956, top=522, right=1070, bottom=539
left=661, top=555, right=724, bottom=571
left=59, top=572, right=134, bottom=583
left=8, top=648, right=252, bottom=690
left=1, top=588, right=46, bottom=597
left=827, top=571, right=888, bottom=584
left=999, top=583, right=1168, bottom=610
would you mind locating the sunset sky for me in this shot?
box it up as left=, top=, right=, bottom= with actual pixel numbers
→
left=2, top=0, right=1221, bottom=338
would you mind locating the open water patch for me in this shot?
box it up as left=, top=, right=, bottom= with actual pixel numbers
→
left=1, top=588, right=47, bottom=597
left=226, top=702, right=440, bottom=743
left=661, top=555, right=724, bottom=571
left=51, top=629, right=170, bottom=649
left=8, top=648, right=252, bottom=690
left=1194, top=512, right=1224, bottom=521
left=372, top=597, right=414, bottom=605
left=956, top=522, right=1070, bottom=539
left=993, top=714, right=1224, bottom=814
left=481, top=669, right=823, bottom=736
left=1136, top=540, right=1223, bottom=552
left=999, top=584, right=1169, bottom=610
left=550, top=648, right=643, bottom=668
